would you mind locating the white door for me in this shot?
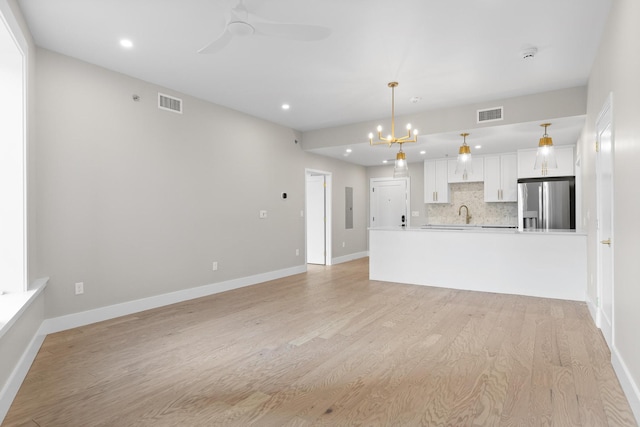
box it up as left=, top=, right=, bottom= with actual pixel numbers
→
left=370, top=178, right=409, bottom=228
left=306, top=174, right=326, bottom=264
left=596, top=96, right=614, bottom=347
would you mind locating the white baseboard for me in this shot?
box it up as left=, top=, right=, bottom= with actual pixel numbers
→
left=42, top=264, right=307, bottom=335
left=0, top=324, right=47, bottom=423
left=586, top=296, right=640, bottom=424
left=586, top=294, right=598, bottom=325
left=612, top=345, right=640, bottom=424
left=332, top=251, right=368, bottom=265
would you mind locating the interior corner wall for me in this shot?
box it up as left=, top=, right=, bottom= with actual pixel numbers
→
left=580, top=0, right=640, bottom=419
left=34, top=48, right=367, bottom=319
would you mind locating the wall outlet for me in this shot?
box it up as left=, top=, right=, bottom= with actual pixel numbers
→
left=212, top=261, right=218, bottom=271
left=296, top=249, right=299, bottom=256
left=342, top=241, right=345, bottom=248
left=259, top=210, right=268, bottom=219
left=75, top=282, right=84, bottom=295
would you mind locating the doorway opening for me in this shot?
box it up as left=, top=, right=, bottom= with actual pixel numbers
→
left=305, top=169, right=332, bottom=265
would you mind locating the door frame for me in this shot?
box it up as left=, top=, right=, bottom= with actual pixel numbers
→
left=369, top=177, right=411, bottom=228
left=595, top=93, right=614, bottom=347
left=305, top=169, right=332, bottom=265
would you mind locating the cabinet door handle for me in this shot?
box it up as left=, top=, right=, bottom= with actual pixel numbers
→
left=601, top=238, right=611, bottom=246
left=435, top=191, right=438, bottom=202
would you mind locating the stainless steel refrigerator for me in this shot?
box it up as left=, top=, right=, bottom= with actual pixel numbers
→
left=517, top=177, right=575, bottom=230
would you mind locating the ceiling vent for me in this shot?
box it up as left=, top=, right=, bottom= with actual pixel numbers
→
left=158, top=93, right=183, bottom=114
left=477, top=106, right=503, bottom=123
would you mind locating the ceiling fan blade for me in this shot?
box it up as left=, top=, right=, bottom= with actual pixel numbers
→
left=252, top=22, right=331, bottom=41
left=198, top=30, right=233, bottom=54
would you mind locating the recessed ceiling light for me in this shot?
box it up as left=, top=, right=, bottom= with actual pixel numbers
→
left=420, top=150, right=426, bottom=155
left=120, top=39, right=133, bottom=49
left=382, top=160, right=388, bottom=164
left=281, top=104, right=290, bottom=110
left=346, top=148, right=352, bottom=153
left=475, top=145, right=482, bottom=149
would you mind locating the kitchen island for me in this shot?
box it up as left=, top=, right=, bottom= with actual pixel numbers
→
left=369, top=226, right=587, bottom=301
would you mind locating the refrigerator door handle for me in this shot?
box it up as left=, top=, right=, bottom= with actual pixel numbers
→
left=538, top=184, right=544, bottom=229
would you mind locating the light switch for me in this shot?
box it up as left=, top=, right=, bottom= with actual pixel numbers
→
left=259, top=210, right=267, bottom=219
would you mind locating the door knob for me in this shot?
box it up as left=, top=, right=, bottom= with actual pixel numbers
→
left=600, top=238, right=611, bottom=246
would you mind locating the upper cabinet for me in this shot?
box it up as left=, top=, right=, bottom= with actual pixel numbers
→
left=484, top=153, right=517, bottom=202
left=424, top=159, right=450, bottom=204
left=517, top=145, right=575, bottom=178
left=447, top=157, right=484, bottom=183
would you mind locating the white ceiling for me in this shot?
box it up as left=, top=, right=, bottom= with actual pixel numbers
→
left=17, top=0, right=610, bottom=164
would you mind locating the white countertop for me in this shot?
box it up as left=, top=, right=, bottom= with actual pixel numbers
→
left=369, top=225, right=585, bottom=236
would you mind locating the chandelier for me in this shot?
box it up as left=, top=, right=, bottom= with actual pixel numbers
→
left=368, top=82, right=419, bottom=178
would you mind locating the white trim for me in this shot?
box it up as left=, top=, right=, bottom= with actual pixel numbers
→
left=332, top=251, right=368, bottom=265
left=0, top=323, right=46, bottom=423
left=585, top=293, right=598, bottom=326
left=42, top=264, right=306, bottom=334
left=0, top=2, right=28, bottom=53
left=595, top=93, right=614, bottom=348
left=0, top=278, right=48, bottom=340
left=612, top=346, right=640, bottom=423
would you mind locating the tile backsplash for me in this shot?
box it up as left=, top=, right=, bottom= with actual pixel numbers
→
left=426, top=182, right=518, bottom=225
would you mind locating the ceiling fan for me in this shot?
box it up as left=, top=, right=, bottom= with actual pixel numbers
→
left=198, top=0, right=331, bottom=54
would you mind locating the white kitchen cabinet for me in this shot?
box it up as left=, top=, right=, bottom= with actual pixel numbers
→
left=424, top=159, right=449, bottom=204
left=447, top=157, right=484, bottom=183
left=517, top=145, right=575, bottom=178
left=484, top=153, right=517, bottom=202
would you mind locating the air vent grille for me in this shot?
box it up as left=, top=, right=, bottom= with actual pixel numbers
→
left=158, top=93, right=183, bottom=114
left=477, top=106, right=503, bottom=123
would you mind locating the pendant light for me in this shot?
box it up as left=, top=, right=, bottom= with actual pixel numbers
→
left=456, top=132, right=473, bottom=180
left=534, top=123, right=557, bottom=176
left=393, top=148, right=408, bottom=178
left=368, top=82, right=419, bottom=177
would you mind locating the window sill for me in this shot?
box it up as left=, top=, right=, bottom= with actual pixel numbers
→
left=0, top=277, right=48, bottom=340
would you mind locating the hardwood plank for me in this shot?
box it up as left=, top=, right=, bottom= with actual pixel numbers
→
left=2, top=258, right=636, bottom=426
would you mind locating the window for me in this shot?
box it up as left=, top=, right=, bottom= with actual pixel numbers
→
left=0, top=6, right=26, bottom=294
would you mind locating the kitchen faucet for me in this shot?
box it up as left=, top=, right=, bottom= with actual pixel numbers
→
left=458, top=204, right=471, bottom=224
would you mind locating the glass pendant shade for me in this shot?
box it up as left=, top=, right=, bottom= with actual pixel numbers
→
left=393, top=149, right=409, bottom=178
left=455, top=133, right=473, bottom=178
left=533, top=123, right=557, bottom=175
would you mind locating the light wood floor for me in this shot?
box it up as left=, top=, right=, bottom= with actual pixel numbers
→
left=4, top=258, right=637, bottom=426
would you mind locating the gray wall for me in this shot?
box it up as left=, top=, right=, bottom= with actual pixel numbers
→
left=35, top=48, right=367, bottom=319
left=578, top=0, right=640, bottom=415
